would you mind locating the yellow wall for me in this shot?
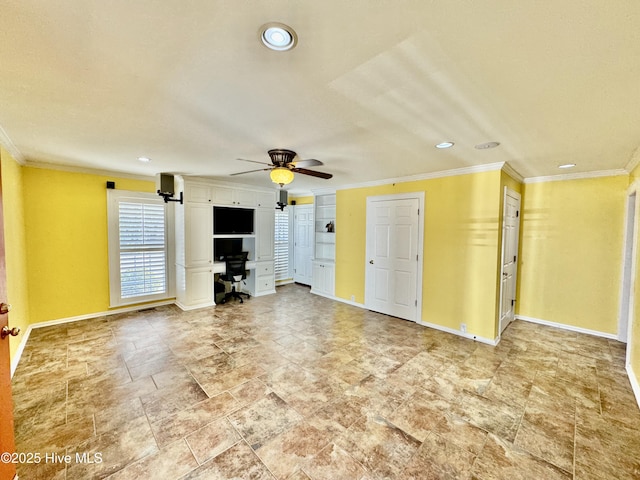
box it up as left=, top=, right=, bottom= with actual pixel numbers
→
left=335, top=169, right=503, bottom=340
left=290, top=195, right=313, bottom=205
left=0, top=148, right=30, bottom=360
left=517, top=175, right=627, bottom=334
left=23, top=167, right=155, bottom=323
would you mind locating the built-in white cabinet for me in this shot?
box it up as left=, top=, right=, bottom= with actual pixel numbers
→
left=256, top=191, right=275, bottom=208
left=311, top=192, right=336, bottom=298
left=184, top=204, right=213, bottom=267
left=256, top=208, right=275, bottom=261
left=255, top=261, right=276, bottom=294
left=175, top=178, right=277, bottom=310
left=210, top=185, right=257, bottom=206
left=181, top=266, right=214, bottom=307
left=311, top=260, right=335, bottom=297
left=184, top=181, right=270, bottom=208
left=184, top=183, right=212, bottom=204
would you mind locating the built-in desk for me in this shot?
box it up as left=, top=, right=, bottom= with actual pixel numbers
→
left=212, top=260, right=257, bottom=274
left=211, top=260, right=274, bottom=305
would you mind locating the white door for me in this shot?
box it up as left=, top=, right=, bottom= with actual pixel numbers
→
left=365, top=196, right=421, bottom=322
left=499, top=188, right=521, bottom=334
left=293, top=205, right=314, bottom=285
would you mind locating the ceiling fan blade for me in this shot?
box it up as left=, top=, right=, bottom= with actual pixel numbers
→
left=292, top=168, right=333, bottom=179
left=237, top=158, right=272, bottom=166
left=230, top=167, right=272, bottom=176
left=292, top=158, right=323, bottom=167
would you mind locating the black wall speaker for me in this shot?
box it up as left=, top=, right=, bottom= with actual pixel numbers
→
left=155, top=173, right=175, bottom=196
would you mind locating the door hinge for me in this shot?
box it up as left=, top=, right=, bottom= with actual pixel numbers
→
left=511, top=299, right=515, bottom=306
left=416, top=254, right=419, bottom=261
left=415, top=299, right=418, bottom=306
left=417, top=208, right=420, bottom=215
left=516, top=210, right=520, bottom=217
left=513, top=255, right=516, bottom=262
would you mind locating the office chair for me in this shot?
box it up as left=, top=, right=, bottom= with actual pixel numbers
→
left=219, top=252, right=250, bottom=304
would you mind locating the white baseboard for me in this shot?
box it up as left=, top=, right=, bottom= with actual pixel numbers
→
left=416, top=319, right=499, bottom=345
left=627, top=364, right=640, bottom=411
left=10, top=299, right=175, bottom=377
left=329, top=295, right=366, bottom=309
left=10, top=326, right=32, bottom=378
left=516, top=315, right=618, bottom=340
left=324, top=292, right=498, bottom=345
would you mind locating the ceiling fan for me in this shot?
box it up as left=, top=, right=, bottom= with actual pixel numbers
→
left=231, top=149, right=333, bottom=186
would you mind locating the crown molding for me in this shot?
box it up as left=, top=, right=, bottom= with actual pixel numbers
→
left=335, top=162, right=506, bottom=191
left=625, top=145, right=640, bottom=174
left=501, top=162, right=524, bottom=183
left=0, top=124, right=25, bottom=165
left=24, top=160, right=155, bottom=182
left=523, top=168, right=628, bottom=184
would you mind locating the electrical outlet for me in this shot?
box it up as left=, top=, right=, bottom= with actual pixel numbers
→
left=460, top=323, right=467, bottom=333
left=351, top=295, right=355, bottom=302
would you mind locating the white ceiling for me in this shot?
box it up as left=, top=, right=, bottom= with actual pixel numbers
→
left=1, top=1, right=639, bottom=193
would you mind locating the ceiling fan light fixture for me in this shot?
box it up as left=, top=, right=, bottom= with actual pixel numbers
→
left=260, top=23, right=297, bottom=51
left=268, top=148, right=297, bottom=165
left=270, top=167, right=294, bottom=186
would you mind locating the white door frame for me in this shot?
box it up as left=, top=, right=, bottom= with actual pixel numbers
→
left=498, top=187, right=521, bottom=335
left=364, top=192, right=425, bottom=322
left=619, top=181, right=639, bottom=354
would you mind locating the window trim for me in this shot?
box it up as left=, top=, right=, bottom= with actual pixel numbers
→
left=107, top=189, right=175, bottom=307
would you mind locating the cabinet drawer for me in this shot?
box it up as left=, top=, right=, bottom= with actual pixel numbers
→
left=256, top=276, right=275, bottom=292
left=256, top=262, right=274, bottom=276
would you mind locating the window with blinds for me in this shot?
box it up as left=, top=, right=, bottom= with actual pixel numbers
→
left=274, top=209, right=290, bottom=281
left=108, top=191, right=170, bottom=307
left=119, top=202, right=166, bottom=298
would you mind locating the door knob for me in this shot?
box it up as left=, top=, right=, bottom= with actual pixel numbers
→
left=1, top=326, right=20, bottom=339
left=369, top=260, right=374, bottom=264
left=0, top=303, right=11, bottom=315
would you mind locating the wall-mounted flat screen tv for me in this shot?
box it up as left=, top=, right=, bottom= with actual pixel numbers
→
left=213, top=206, right=254, bottom=234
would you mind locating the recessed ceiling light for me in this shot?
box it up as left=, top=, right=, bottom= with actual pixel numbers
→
left=435, top=142, right=454, bottom=149
left=260, top=22, right=297, bottom=51
left=558, top=163, right=576, bottom=169
left=475, top=141, right=500, bottom=150
left=137, top=157, right=151, bottom=163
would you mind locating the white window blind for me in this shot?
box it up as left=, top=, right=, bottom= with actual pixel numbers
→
left=108, top=191, right=170, bottom=307
left=274, top=209, right=290, bottom=281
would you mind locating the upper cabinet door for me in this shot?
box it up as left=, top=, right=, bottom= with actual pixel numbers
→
left=256, top=191, right=276, bottom=208
left=210, top=186, right=257, bottom=206
left=234, top=189, right=257, bottom=206
left=184, top=183, right=211, bottom=203
left=211, top=186, right=235, bottom=205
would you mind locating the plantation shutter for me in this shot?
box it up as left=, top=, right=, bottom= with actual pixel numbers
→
left=108, top=190, right=171, bottom=307
left=274, top=209, right=289, bottom=281
left=119, top=202, right=167, bottom=298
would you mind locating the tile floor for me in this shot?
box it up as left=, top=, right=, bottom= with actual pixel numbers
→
left=10, top=284, right=640, bottom=479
